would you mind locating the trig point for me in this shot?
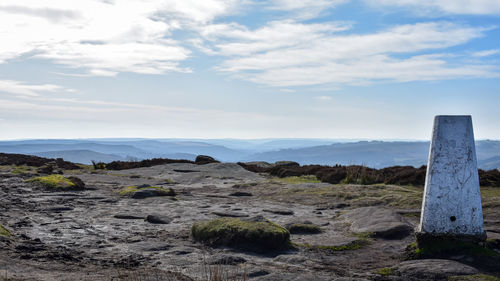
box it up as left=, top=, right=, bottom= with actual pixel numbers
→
left=417, top=115, right=486, bottom=242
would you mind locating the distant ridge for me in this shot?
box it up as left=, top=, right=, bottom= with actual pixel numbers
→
left=0, top=139, right=499, bottom=169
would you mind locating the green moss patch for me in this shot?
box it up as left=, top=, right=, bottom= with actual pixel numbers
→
left=449, top=274, right=500, bottom=281
left=414, top=236, right=498, bottom=258
left=191, top=217, right=290, bottom=251
left=11, top=165, right=33, bottom=175
left=266, top=184, right=423, bottom=209
left=377, top=267, right=395, bottom=276
left=118, top=186, right=176, bottom=196
left=286, top=223, right=323, bottom=234
left=25, top=174, right=82, bottom=190
left=0, top=224, right=11, bottom=237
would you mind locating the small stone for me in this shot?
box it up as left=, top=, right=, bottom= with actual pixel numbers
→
left=209, top=255, right=246, bottom=265
left=145, top=215, right=172, bottom=224
left=229, top=191, right=253, bottom=197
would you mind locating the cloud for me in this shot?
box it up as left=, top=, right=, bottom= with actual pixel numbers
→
left=0, top=80, right=67, bottom=97
left=202, top=21, right=498, bottom=86
left=315, top=95, right=332, bottom=100
left=366, top=0, right=500, bottom=15
left=0, top=0, right=243, bottom=76
left=0, top=5, right=81, bottom=22
left=269, top=0, right=348, bottom=19
left=472, top=49, right=500, bottom=57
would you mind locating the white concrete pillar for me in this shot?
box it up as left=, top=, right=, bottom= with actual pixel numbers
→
left=418, top=115, right=485, bottom=240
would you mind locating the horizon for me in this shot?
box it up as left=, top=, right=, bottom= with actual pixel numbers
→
left=1, top=1, right=499, bottom=139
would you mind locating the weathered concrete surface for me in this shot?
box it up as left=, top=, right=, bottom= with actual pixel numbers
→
left=418, top=115, right=485, bottom=237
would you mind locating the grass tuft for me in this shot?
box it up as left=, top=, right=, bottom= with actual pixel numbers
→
left=25, top=174, right=78, bottom=189
left=0, top=224, right=10, bottom=237
left=376, top=267, right=395, bottom=276
left=448, top=274, right=500, bottom=281
left=191, top=217, right=290, bottom=251
left=287, top=223, right=323, bottom=234
left=118, top=185, right=176, bottom=196
left=274, top=175, right=321, bottom=184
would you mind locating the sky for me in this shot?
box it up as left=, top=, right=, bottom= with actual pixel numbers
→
left=0, top=0, right=499, bottom=140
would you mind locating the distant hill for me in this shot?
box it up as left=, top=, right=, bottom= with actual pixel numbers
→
left=0, top=138, right=499, bottom=169
left=31, top=150, right=125, bottom=164
left=244, top=141, right=430, bottom=168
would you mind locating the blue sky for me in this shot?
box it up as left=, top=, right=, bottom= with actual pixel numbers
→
left=0, top=0, right=499, bottom=140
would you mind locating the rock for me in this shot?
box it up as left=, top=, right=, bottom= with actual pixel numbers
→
left=263, top=209, right=294, bottom=216
left=229, top=191, right=253, bottom=197
left=168, top=247, right=194, bottom=255
left=114, top=214, right=144, bottom=220
left=285, top=221, right=322, bottom=234
left=247, top=269, right=270, bottom=278
left=274, top=255, right=306, bottom=264
left=209, top=255, right=247, bottom=265
left=145, top=215, right=172, bottom=224
left=274, top=161, right=300, bottom=168
left=45, top=206, right=73, bottom=212
left=131, top=188, right=173, bottom=199
left=195, top=155, right=219, bottom=165
left=341, top=207, right=413, bottom=238
left=396, top=259, right=478, bottom=278
left=67, top=176, right=85, bottom=189
left=212, top=211, right=249, bottom=217
left=191, top=217, right=290, bottom=251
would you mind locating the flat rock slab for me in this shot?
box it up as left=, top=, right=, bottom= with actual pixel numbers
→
left=263, top=209, right=294, bottom=215
left=114, top=214, right=144, bottom=220
left=396, top=259, right=479, bottom=277
left=341, top=207, right=413, bottom=238
left=212, top=211, right=249, bottom=217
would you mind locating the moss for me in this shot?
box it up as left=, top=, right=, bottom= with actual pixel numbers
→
left=118, top=186, right=176, bottom=196
left=25, top=174, right=79, bottom=189
left=448, top=274, right=500, bottom=281
left=11, top=165, right=32, bottom=174
left=191, top=217, right=290, bottom=251
left=271, top=184, right=423, bottom=209
left=274, top=175, right=321, bottom=184
left=377, top=267, right=395, bottom=276
left=287, top=223, right=323, bottom=234
left=0, top=224, right=10, bottom=237
left=414, top=235, right=499, bottom=258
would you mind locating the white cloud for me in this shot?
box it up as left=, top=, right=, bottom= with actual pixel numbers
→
left=367, top=0, right=500, bottom=15
left=315, top=95, right=332, bottom=100
left=472, top=49, right=500, bottom=57
left=202, top=21, right=498, bottom=86
left=269, top=0, right=348, bottom=19
left=0, top=0, right=244, bottom=76
left=0, top=80, right=67, bottom=97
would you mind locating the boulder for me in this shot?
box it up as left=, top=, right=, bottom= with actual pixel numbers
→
left=396, top=259, right=478, bottom=278
left=195, top=155, right=219, bottom=165
left=145, top=215, right=172, bottom=224
left=131, top=188, right=175, bottom=199
left=341, top=207, right=413, bottom=238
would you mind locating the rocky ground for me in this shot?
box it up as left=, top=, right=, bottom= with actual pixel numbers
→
left=0, top=162, right=499, bottom=281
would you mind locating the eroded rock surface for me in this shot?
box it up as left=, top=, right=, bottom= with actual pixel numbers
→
left=341, top=207, right=413, bottom=238
left=0, top=161, right=498, bottom=281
